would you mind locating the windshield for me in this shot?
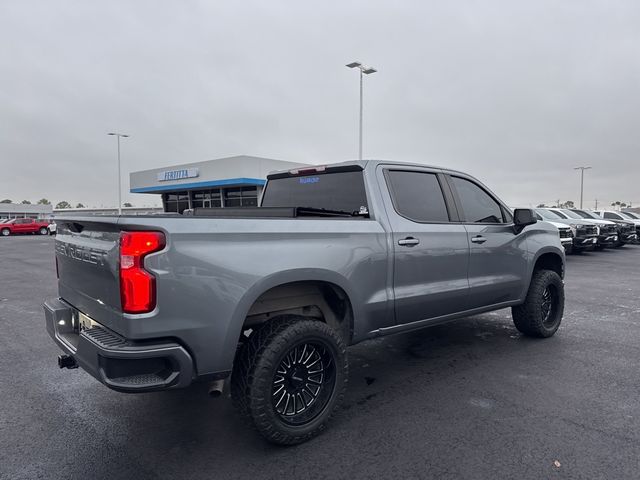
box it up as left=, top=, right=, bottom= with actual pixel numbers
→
left=572, top=209, right=600, bottom=219
left=262, top=170, right=368, bottom=215
left=536, top=209, right=565, bottom=220
left=536, top=209, right=566, bottom=220
left=619, top=211, right=639, bottom=220
left=560, top=209, right=586, bottom=220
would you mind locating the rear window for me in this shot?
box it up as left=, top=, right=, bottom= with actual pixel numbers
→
left=385, top=170, right=450, bottom=223
left=262, top=171, right=368, bottom=214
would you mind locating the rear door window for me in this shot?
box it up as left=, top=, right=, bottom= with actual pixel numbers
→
left=385, top=170, right=450, bottom=223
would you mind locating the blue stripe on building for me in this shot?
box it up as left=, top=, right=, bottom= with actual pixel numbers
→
left=130, top=177, right=266, bottom=193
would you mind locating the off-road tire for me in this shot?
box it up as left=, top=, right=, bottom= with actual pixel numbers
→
left=231, top=316, right=348, bottom=445
left=512, top=269, right=564, bottom=338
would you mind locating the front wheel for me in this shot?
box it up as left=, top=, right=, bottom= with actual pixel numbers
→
left=1, top=228, right=9, bottom=237
left=39, top=227, right=48, bottom=235
left=231, top=316, right=348, bottom=445
left=512, top=269, right=564, bottom=338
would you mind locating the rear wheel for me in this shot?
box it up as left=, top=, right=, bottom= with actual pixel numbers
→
left=1, top=228, right=9, bottom=237
left=512, top=269, right=564, bottom=338
left=39, top=227, right=48, bottom=235
left=231, top=316, right=348, bottom=445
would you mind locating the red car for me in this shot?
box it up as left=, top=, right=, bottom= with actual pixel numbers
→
left=0, top=218, right=51, bottom=236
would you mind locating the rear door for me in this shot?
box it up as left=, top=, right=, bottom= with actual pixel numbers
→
left=379, top=166, right=470, bottom=325
left=446, top=174, right=528, bottom=309
left=24, top=219, right=37, bottom=233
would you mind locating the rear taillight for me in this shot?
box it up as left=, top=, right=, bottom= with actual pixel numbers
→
left=119, top=231, right=165, bottom=314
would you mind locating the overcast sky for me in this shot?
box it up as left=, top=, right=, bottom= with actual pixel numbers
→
left=1, top=0, right=639, bottom=209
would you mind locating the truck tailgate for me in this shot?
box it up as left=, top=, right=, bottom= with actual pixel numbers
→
left=55, top=218, right=123, bottom=332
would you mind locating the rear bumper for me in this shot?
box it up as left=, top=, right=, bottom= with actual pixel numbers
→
left=44, top=297, right=194, bottom=393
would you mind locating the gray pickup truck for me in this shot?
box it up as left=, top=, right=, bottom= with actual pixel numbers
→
left=44, top=160, right=565, bottom=444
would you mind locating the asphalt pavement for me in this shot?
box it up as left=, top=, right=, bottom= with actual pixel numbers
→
left=1, top=235, right=639, bottom=480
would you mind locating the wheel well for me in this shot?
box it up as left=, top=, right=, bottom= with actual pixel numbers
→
left=533, top=252, right=564, bottom=278
left=243, top=281, right=354, bottom=343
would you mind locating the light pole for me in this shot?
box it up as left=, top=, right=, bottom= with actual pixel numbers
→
left=346, top=61, right=377, bottom=160
left=573, top=166, right=592, bottom=209
left=108, top=132, right=129, bottom=215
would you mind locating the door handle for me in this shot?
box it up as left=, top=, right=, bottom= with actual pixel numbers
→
left=471, top=235, right=487, bottom=244
left=398, top=237, right=420, bottom=247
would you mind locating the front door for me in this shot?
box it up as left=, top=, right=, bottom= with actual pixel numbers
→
left=14, top=219, right=30, bottom=233
left=380, top=167, right=471, bottom=325
left=447, top=175, right=528, bottom=308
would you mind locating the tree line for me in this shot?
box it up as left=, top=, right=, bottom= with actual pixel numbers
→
left=536, top=200, right=632, bottom=209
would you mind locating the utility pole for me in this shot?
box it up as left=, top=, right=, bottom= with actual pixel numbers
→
left=346, top=62, right=377, bottom=160
left=573, top=166, right=592, bottom=209
left=107, top=133, right=130, bottom=215
left=595, top=198, right=598, bottom=209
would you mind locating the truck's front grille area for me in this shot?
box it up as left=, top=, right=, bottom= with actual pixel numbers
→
left=577, top=226, right=597, bottom=236
left=82, top=327, right=128, bottom=349
left=559, top=229, right=573, bottom=239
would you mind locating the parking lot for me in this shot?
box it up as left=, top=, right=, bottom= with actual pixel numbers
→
left=1, top=235, right=639, bottom=480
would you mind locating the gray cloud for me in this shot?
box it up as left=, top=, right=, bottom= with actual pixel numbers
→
left=1, top=0, right=639, bottom=208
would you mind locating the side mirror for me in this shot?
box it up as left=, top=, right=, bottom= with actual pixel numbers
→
left=513, top=208, right=537, bottom=233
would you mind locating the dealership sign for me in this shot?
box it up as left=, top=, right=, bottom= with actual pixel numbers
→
left=157, top=168, right=199, bottom=182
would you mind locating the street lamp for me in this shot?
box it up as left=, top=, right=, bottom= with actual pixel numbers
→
left=573, top=166, right=592, bottom=209
left=346, top=61, right=377, bottom=160
left=108, top=132, right=130, bottom=215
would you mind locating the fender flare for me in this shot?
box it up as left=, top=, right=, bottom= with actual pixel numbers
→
left=521, top=246, right=565, bottom=299
left=218, top=268, right=358, bottom=371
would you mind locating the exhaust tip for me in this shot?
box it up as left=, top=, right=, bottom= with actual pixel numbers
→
left=208, top=379, right=225, bottom=398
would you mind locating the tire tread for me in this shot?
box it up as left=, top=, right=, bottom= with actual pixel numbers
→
left=512, top=269, right=564, bottom=338
left=230, top=316, right=348, bottom=445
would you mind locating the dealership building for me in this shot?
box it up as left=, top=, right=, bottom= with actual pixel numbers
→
left=129, top=155, right=309, bottom=213
left=0, top=203, right=53, bottom=220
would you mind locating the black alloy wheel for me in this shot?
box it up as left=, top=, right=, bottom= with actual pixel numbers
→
left=272, top=340, right=336, bottom=426
left=540, top=285, right=559, bottom=328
